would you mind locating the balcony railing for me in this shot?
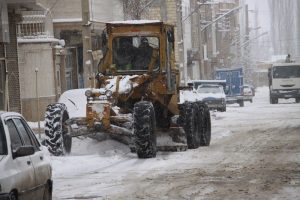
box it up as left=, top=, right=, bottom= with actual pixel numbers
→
left=17, top=11, right=48, bottom=38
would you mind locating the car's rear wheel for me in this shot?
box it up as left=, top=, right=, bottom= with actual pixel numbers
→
left=43, top=182, right=52, bottom=200
left=270, top=97, right=278, bottom=104
left=9, top=191, right=17, bottom=200
left=238, top=100, right=244, bottom=107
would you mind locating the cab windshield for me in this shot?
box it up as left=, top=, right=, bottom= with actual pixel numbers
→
left=113, top=36, right=160, bottom=72
left=197, top=86, right=223, bottom=94
left=273, top=65, right=300, bottom=78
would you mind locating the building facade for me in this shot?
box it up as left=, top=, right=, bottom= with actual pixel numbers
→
left=183, top=0, right=241, bottom=81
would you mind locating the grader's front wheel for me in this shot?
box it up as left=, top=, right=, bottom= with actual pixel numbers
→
left=44, top=103, right=72, bottom=156
left=133, top=101, right=157, bottom=158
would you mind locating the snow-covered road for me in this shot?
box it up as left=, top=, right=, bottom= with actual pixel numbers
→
left=50, top=87, right=300, bottom=199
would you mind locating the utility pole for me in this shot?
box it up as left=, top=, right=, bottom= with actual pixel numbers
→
left=244, top=4, right=250, bottom=83
left=160, top=0, right=168, bottom=22
left=197, top=1, right=204, bottom=80
left=81, top=0, right=92, bottom=88
left=176, top=0, right=185, bottom=85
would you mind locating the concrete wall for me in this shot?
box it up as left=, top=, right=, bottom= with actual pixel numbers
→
left=90, top=0, right=124, bottom=22
left=51, top=0, right=123, bottom=22
left=51, top=0, right=82, bottom=21
left=147, top=0, right=183, bottom=68
left=18, top=42, right=56, bottom=121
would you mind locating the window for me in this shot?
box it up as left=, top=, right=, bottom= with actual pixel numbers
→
left=273, top=65, right=300, bottom=78
left=6, top=119, right=23, bottom=151
left=14, top=119, right=32, bottom=146
left=21, top=119, right=41, bottom=150
left=0, top=120, right=7, bottom=155
left=14, top=118, right=40, bottom=151
left=197, top=86, right=222, bottom=94
left=113, top=36, right=160, bottom=71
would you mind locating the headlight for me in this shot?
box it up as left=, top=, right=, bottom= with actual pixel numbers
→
left=85, top=90, right=93, bottom=97
left=105, top=90, right=113, bottom=97
left=124, top=83, right=133, bottom=94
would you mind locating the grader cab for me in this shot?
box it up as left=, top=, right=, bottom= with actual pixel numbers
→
left=44, top=21, right=211, bottom=158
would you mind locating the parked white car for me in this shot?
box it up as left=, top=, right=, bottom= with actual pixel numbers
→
left=0, top=111, right=52, bottom=200
left=243, top=84, right=254, bottom=103
left=196, top=84, right=227, bottom=112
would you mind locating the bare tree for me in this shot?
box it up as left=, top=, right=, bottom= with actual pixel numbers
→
left=268, top=0, right=300, bottom=61
left=121, top=0, right=155, bottom=20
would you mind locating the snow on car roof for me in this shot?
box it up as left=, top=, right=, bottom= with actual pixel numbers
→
left=108, top=20, right=162, bottom=25
left=0, top=111, right=22, bottom=118
left=188, top=80, right=226, bottom=83
left=272, top=63, right=300, bottom=66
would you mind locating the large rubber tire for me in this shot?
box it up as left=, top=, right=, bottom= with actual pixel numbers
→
left=133, top=101, right=157, bottom=158
left=219, top=105, right=226, bottom=112
left=9, top=191, right=17, bottom=200
left=198, top=103, right=211, bottom=146
left=238, top=100, right=244, bottom=107
left=270, top=97, right=278, bottom=104
left=181, top=102, right=200, bottom=149
left=44, top=103, right=71, bottom=156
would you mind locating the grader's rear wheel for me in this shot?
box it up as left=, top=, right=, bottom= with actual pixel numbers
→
left=181, top=102, right=200, bottom=149
left=198, top=103, right=211, bottom=146
left=180, top=102, right=211, bottom=149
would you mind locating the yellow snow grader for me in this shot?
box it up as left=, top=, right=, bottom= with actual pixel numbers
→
left=44, top=21, right=211, bottom=158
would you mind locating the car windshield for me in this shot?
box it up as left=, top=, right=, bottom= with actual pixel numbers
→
left=0, top=120, right=7, bottom=155
left=244, top=86, right=251, bottom=92
left=197, top=86, right=222, bottom=94
left=113, top=36, right=160, bottom=72
left=273, top=65, right=300, bottom=78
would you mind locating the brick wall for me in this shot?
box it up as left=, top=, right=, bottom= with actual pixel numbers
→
left=6, top=12, right=21, bottom=113
left=145, top=0, right=182, bottom=63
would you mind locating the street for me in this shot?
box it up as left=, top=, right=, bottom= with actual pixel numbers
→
left=51, top=87, right=300, bottom=200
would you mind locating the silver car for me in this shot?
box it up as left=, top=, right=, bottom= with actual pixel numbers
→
left=196, top=84, right=226, bottom=112
left=0, top=111, right=52, bottom=200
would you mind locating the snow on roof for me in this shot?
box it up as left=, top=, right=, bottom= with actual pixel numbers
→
left=188, top=79, right=226, bottom=83
left=17, top=37, right=61, bottom=44
left=108, top=20, right=161, bottom=25
left=271, top=55, right=286, bottom=62
left=272, top=63, right=300, bottom=66
left=53, top=18, right=82, bottom=23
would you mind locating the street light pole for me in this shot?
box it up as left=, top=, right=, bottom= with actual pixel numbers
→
left=35, top=68, right=41, bottom=139
left=81, top=0, right=92, bottom=88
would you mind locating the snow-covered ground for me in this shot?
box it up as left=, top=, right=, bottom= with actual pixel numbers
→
left=44, top=87, right=300, bottom=199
